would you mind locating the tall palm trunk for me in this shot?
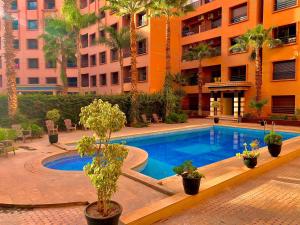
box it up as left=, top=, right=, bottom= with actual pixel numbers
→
left=60, top=53, right=68, bottom=95
left=255, top=47, right=262, bottom=101
left=76, top=33, right=82, bottom=93
left=198, top=59, right=203, bottom=116
left=4, top=0, right=18, bottom=118
left=119, top=51, right=124, bottom=93
left=129, top=13, right=139, bottom=125
left=165, top=16, right=171, bottom=75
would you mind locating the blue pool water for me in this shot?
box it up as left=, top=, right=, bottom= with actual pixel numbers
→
left=44, top=126, right=299, bottom=179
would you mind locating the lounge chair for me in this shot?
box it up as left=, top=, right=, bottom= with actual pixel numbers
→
left=45, top=120, right=58, bottom=135
left=141, top=114, right=151, bottom=124
left=0, top=140, right=15, bottom=156
left=11, top=124, right=32, bottom=142
left=64, top=119, right=77, bottom=132
left=152, top=113, right=163, bottom=123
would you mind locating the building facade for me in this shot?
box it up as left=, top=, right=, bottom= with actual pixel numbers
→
left=0, top=0, right=299, bottom=118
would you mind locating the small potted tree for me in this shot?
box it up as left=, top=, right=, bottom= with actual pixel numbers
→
left=264, top=131, right=283, bottom=157
left=173, top=161, right=204, bottom=195
left=212, top=101, right=220, bottom=124
left=236, top=140, right=260, bottom=169
left=77, top=99, right=128, bottom=225
left=46, top=109, right=60, bottom=144
left=249, top=99, right=268, bottom=125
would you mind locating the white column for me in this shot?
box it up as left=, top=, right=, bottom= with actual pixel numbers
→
left=240, top=97, right=245, bottom=117
left=210, top=97, right=215, bottom=116
left=234, top=93, right=239, bottom=119
left=217, top=98, right=221, bottom=116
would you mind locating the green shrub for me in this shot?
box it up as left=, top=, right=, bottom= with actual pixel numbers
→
left=46, top=109, right=61, bottom=124
left=264, top=131, right=283, bottom=146
left=268, top=114, right=289, bottom=120
left=22, top=123, right=44, bottom=138
left=165, top=112, right=188, bottom=124
left=0, top=128, right=17, bottom=141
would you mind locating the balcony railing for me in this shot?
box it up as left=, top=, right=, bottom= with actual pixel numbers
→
left=274, top=0, right=297, bottom=11
left=272, top=106, right=295, bottom=114
left=138, top=47, right=147, bottom=55
left=230, top=74, right=246, bottom=81
left=186, top=0, right=214, bottom=8
left=231, top=15, right=247, bottom=24
left=277, top=35, right=296, bottom=44
left=124, top=76, right=131, bottom=83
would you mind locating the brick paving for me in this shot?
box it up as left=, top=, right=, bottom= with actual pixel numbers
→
left=156, top=157, right=300, bottom=225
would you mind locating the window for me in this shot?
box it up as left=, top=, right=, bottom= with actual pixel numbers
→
left=274, top=0, right=297, bottom=11
left=137, top=11, right=147, bottom=27
left=16, top=77, right=20, bottom=84
left=13, top=39, right=19, bottom=49
left=12, top=20, right=19, bottom=30
left=274, top=23, right=296, bottom=44
left=28, top=58, right=39, bottom=68
left=90, top=33, right=96, bottom=46
left=272, top=95, right=295, bottom=114
left=229, top=65, right=246, bottom=81
left=138, top=67, right=147, bottom=82
left=90, top=54, right=97, bottom=66
left=81, top=54, right=89, bottom=68
left=46, top=59, right=56, bottom=68
left=27, top=20, right=38, bottom=30
left=99, top=74, right=107, bottom=86
left=44, top=0, right=55, bottom=9
left=46, top=77, right=57, bottom=84
left=99, top=29, right=105, bottom=39
left=81, top=74, right=89, bottom=87
left=28, top=77, right=39, bottom=84
left=111, top=72, right=119, bottom=85
left=99, top=52, right=106, bottom=64
left=14, top=58, right=20, bottom=69
left=138, top=39, right=147, bottom=54
left=27, top=0, right=37, bottom=10
left=230, top=36, right=245, bottom=54
left=27, top=39, right=38, bottom=49
left=273, top=60, right=295, bottom=80
left=0, top=75, right=2, bottom=87
left=111, top=49, right=118, bottom=62
left=11, top=1, right=18, bottom=10
left=90, top=75, right=97, bottom=87
left=81, top=34, right=88, bottom=48
left=230, top=3, right=247, bottom=24
left=80, top=0, right=87, bottom=9
left=67, top=77, right=77, bottom=87
left=67, top=58, right=77, bottom=68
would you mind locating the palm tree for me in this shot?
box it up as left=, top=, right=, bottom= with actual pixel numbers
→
left=41, top=17, right=77, bottom=95
left=184, top=43, right=213, bottom=116
left=62, top=0, right=97, bottom=93
left=148, top=0, right=194, bottom=74
left=230, top=24, right=281, bottom=101
left=99, top=26, right=131, bottom=93
left=103, top=0, right=148, bottom=125
left=3, top=0, right=18, bottom=118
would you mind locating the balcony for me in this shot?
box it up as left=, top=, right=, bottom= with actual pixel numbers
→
left=274, top=0, right=297, bottom=11
left=81, top=54, right=89, bottom=68
left=274, top=23, right=297, bottom=45
left=81, top=34, right=88, bottom=48
left=182, top=8, right=221, bottom=37
left=230, top=3, right=248, bottom=24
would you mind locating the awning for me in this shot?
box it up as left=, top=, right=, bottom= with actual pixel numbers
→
left=204, top=81, right=252, bottom=92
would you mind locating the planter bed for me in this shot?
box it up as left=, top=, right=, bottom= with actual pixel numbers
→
left=241, top=118, right=300, bottom=127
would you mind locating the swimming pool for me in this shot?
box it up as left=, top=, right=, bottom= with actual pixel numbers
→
left=44, top=126, right=299, bottom=179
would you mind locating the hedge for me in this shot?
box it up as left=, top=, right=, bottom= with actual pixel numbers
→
left=0, top=93, right=169, bottom=128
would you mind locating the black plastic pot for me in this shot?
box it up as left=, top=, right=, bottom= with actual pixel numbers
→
left=214, top=117, right=219, bottom=124
left=268, top=144, right=282, bottom=157
left=260, top=120, right=266, bottom=126
left=243, top=157, right=257, bottom=169
left=182, top=176, right=201, bottom=195
left=85, top=201, right=122, bottom=225
left=48, top=134, right=58, bottom=144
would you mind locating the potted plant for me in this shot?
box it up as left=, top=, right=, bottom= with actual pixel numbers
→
left=212, top=101, right=220, bottom=124
left=249, top=99, right=268, bottom=125
left=46, top=109, right=60, bottom=144
left=236, top=140, right=260, bottom=169
left=264, top=131, right=283, bottom=157
left=173, top=161, right=204, bottom=195
left=77, top=99, right=128, bottom=225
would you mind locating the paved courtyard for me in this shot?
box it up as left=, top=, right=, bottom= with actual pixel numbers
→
left=156, top=157, right=300, bottom=225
